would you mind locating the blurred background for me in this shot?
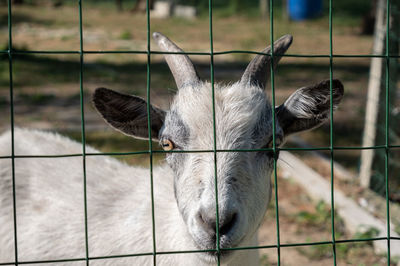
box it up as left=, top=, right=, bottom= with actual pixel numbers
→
left=0, top=0, right=399, bottom=265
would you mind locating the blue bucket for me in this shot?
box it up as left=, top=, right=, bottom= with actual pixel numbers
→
left=288, top=0, right=323, bottom=21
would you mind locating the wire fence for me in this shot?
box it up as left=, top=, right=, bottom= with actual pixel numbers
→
left=1, top=0, right=399, bottom=265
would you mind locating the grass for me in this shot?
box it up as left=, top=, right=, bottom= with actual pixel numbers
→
left=293, top=201, right=346, bottom=235
left=294, top=201, right=332, bottom=227
left=293, top=201, right=387, bottom=263
left=0, top=53, right=174, bottom=92
left=119, top=30, right=133, bottom=40
left=17, top=92, right=56, bottom=104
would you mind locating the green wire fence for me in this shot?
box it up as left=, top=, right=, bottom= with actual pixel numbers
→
left=1, top=0, right=399, bottom=265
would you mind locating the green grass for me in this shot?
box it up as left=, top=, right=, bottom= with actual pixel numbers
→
left=293, top=201, right=386, bottom=263
left=294, top=201, right=332, bottom=227
left=119, top=30, right=133, bottom=40
left=293, top=201, right=346, bottom=233
left=0, top=53, right=175, bottom=92
left=17, top=92, right=56, bottom=104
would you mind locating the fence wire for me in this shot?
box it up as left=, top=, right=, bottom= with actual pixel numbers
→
left=1, top=0, right=399, bottom=265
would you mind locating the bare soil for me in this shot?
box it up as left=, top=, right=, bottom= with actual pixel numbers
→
left=257, top=172, right=391, bottom=265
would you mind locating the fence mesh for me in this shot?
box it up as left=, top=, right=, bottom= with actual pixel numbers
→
left=1, top=0, right=399, bottom=265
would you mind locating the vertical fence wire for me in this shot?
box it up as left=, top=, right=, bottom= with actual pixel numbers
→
left=328, top=0, right=337, bottom=264
left=208, top=0, right=222, bottom=264
left=268, top=0, right=281, bottom=265
left=145, top=0, right=158, bottom=264
left=7, top=0, right=18, bottom=265
left=385, top=0, right=391, bottom=264
left=78, top=1, right=90, bottom=265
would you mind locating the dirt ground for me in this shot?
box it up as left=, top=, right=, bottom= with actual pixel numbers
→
left=257, top=171, right=392, bottom=266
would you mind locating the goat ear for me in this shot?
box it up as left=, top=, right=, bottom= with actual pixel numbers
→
left=93, top=87, right=166, bottom=141
left=276, top=79, right=344, bottom=136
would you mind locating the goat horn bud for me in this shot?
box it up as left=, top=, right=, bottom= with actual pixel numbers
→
left=240, top=34, right=293, bottom=90
left=153, top=32, right=200, bottom=89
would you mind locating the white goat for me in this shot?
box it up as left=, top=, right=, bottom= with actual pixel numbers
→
left=0, top=32, right=344, bottom=265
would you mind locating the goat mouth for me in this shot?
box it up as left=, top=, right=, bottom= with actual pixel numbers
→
left=193, top=233, right=250, bottom=264
left=195, top=236, right=240, bottom=250
left=195, top=234, right=246, bottom=261
left=205, top=249, right=234, bottom=261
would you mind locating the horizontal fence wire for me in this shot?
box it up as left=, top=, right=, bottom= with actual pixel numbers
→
left=0, top=237, right=396, bottom=265
left=2, top=49, right=400, bottom=58
left=2, top=145, right=400, bottom=160
left=2, top=0, right=399, bottom=265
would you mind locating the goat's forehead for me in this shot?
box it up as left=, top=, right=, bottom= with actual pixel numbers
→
left=167, top=82, right=272, bottom=138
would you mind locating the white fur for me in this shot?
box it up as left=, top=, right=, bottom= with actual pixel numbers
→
left=0, top=128, right=260, bottom=265
left=0, top=82, right=273, bottom=265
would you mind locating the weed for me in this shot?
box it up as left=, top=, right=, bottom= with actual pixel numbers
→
left=119, top=30, right=132, bottom=40
left=300, top=243, right=333, bottom=260
left=395, top=224, right=400, bottom=235
left=60, top=35, right=74, bottom=41
left=353, top=226, right=380, bottom=244
left=299, top=226, right=382, bottom=262
left=259, top=254, right=269, bottom=266
left=294, top=200, right=331, bottom=228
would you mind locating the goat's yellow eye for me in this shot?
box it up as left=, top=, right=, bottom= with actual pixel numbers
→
left=161, top=139, right=174, bottom=151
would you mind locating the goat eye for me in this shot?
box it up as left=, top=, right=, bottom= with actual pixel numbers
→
left=161, top=139, right=175, bottom=151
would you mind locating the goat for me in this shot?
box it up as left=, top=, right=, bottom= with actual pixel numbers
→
left=0, top=32, right=344, bottom=265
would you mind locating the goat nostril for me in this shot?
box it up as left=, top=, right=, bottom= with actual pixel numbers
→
left=219, top=213, right=237, bottom=235
left=198, top=212, right=216, bottom=234
left=197, top=210, right=238, bottom=236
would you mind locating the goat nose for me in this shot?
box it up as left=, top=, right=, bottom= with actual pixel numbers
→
left=197, top=208, right=238, bottom=236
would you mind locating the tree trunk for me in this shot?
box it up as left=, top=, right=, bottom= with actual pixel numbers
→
left=359, top=0, right=386, bottom=189
left=259, top=0, right=268, bottom=18
left=131, top=0, right=154, bottom=13
left=360, top=0, right=400, bottom=196
left=361, top=0, right=377, bottom=35
left=116, top=0, right=123, bottom=11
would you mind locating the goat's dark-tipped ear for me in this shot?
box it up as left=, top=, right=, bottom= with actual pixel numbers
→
left=276, top=79, right=344, bottom=136
left=93, top=87, right=166, bottom=141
